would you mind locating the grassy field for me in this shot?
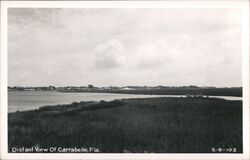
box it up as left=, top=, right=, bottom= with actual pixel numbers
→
left=8, top=97, right=242, bottom=153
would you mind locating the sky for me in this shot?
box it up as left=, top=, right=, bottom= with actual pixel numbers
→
left=8, top=8, right=242, bottom=87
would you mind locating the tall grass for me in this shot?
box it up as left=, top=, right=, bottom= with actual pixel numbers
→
left=8, top=97, right=242, bottom=153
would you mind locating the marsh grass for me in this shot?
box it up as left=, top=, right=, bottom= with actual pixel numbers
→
left=8, top=97, right=242, bottom=153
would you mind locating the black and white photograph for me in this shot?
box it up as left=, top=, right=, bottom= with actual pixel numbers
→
left=0, top=0, right=249, bottom=160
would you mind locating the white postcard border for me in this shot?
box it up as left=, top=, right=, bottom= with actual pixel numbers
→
left=1, top=1, right=249, bottom=160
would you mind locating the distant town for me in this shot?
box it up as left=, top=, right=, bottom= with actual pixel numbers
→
left=7, top=85, right=240, bottom=91
left=8, top=85, right=242, bottom=97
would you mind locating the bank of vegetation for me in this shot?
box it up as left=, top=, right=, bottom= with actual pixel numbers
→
left=8, top=97, right=242, bottom=153
left=60, top=88, right=242, bottom=97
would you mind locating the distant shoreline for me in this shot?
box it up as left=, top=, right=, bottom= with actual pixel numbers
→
left=8, top=87, right=242, bottom=97
left=58, top=89, right=242, bottom=97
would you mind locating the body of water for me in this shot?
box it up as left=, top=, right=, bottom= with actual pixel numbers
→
left=8, top=91, right=242, bottom=112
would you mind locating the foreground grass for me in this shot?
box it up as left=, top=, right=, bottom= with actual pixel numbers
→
left=8, top=97, right=242, bottom=153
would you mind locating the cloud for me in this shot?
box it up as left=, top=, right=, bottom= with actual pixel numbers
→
left=94, top=39, right=126, bottom=69
left=134, top=39, right=181, bottom=68
left=18, top=72, right=31, bottom=80
left=42, top=60, right=59, bottom=75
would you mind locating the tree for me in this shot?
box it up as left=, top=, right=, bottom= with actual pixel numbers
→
left=88, top=85, right=94, bottom=89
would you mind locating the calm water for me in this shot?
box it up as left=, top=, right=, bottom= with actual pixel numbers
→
left=8, top=91, right=242, bottom=112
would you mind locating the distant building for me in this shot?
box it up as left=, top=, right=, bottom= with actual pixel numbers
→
left=48, top=86, right=56, bottom=90
left=121, top=87, right=134, bottom=90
